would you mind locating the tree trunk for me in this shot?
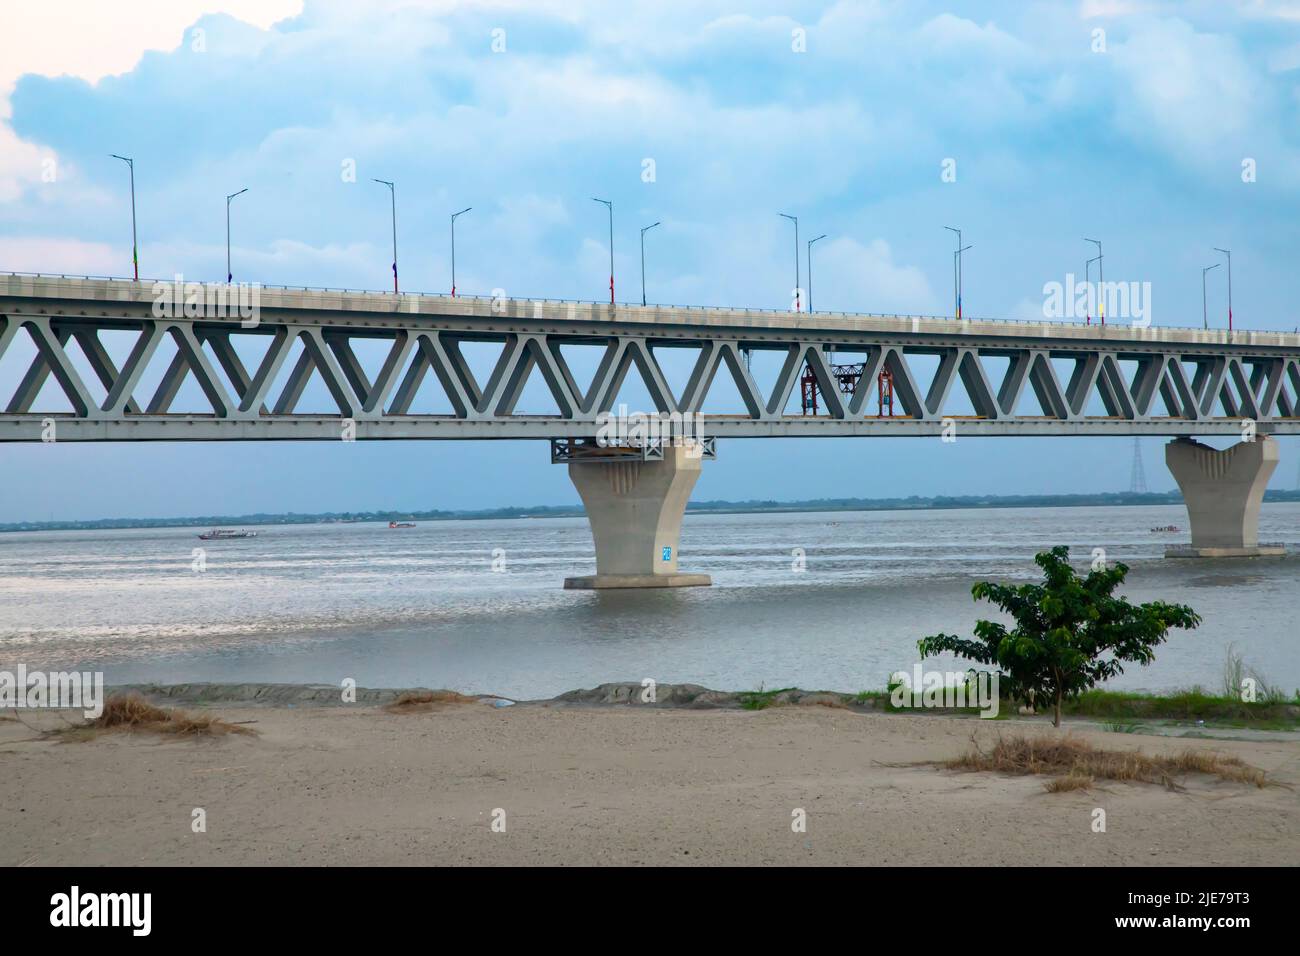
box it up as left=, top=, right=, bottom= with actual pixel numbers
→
left=1054, top=689, right=1063, bottom=728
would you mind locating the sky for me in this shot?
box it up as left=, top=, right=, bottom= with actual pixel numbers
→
left=1, top=0, right=1299, bottom=520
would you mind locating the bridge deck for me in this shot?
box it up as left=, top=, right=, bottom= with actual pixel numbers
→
left=4, top=273, right=1297, bottom=348
left=2, top=275, right=1299, bottom=441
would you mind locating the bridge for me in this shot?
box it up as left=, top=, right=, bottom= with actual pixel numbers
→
left=3, top=273, right=1296, bottom=586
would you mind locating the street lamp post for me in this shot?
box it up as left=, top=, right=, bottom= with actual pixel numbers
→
left=1202, top=263, right=1220, bottom=330
left=450, top=207, right=471, bottom=297
left=640, top=221, right=660, bottom=306
left=373, top=179, right=397, bottom=293
left=779, top=213, right=800, bottom=311
left=944, top=226, right=965, bottom=319
left=1214, top=247, right=1233, bottom=331
left=592, top=198, right=614, bottom=304
left=111, top=154, right=138, bottom=281
left=1085, top=254, right=1101, bottom=324
left=807, top=234, right=827, bottom=313
left=225, top=188, right=248, bottom=284
left=1085, top=238, right=1103, bottom=325
left=954, top=245, right=972, bottom=318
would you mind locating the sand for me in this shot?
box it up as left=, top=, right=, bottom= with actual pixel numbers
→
left=2, top=693, right=1296, bottom=866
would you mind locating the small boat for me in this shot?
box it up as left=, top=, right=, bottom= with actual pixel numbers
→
left=197, top=529, right=257, bottom=540
left=388, top=521, right=416, bottom=529
left=1150, top=525, right=1180, bottom=533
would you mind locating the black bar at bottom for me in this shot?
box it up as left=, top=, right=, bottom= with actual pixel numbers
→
left=0, top=866, right=1285, bottom=939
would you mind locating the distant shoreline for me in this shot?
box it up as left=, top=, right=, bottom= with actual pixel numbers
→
left=5, top=489, right=1299, bottom=534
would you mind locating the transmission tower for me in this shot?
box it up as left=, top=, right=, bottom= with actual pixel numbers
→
left=1129, top=437, right=1148, bottom=494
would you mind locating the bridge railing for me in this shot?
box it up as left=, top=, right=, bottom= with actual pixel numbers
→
left=1, top=270, right=1291, bottom=339
left=0, top=269, right=1019, bottom=323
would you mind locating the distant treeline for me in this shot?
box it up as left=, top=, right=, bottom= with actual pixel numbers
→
left=5, top=489, right=1299, bottom=533
left=690, top=490, right=1300, bottom=514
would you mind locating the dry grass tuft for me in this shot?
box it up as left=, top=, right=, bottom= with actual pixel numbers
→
left=798, top=694, right=851, bottom=710
left=68, top=693, right=256, bottom=738
left=1043, top=773, right=1094, bottom=793
left=940, top=734, right=1274, bottom=792
left=384, top=690, right=478, bottom=713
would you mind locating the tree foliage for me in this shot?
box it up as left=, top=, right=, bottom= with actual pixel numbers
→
left=917, top=546, right=1201, bottom=727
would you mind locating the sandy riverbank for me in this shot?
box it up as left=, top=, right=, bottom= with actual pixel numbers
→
left=2, top=685, right=1296, bottom=866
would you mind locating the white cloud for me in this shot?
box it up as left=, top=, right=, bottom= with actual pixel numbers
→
left=0, top=1, right=302, bottom=92
left=0, top=0, right=303, bottom=201
left=0, top=126, right=56, bottom=202
left=1237, top=0, right=1300, bottom=22
left=916, top=13, right=1029, bottom=60
left=0, top=236, right=120, bottom=275
left=1078, top=0, right=1154, bottom=17
left=1110, top=18, right=1267, bottom=165
left=814, top=238, right=939, bottom=315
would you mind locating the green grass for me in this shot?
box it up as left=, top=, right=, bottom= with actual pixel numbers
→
left=1061, top=687, right=1299, bottom=729
left=879, top=676, right=992, bottom=715
left=732, top=681, right=1298, bottom=728
left=736, top=687, right=798, bottom=710
left=1221, top=643, right=1295, bottom=706
left=738, top=687, right=878, bottom=710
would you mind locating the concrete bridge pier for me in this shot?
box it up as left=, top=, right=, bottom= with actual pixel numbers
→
left=1165, top=436, right=1283, bottom=557
left=564, top=444, right=712, bottom=589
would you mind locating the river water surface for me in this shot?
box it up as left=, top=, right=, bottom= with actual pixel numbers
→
left=1, top=504, right=1296, bottom=698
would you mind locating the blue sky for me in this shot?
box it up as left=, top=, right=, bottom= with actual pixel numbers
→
left=2, top=0, right=1299, bottom=520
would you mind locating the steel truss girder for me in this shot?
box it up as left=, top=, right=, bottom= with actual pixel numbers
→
left=1, top=307, right=1299, bottom=441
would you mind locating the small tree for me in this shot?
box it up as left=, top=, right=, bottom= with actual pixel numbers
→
left=917, top=546, right=1201, bottom=728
